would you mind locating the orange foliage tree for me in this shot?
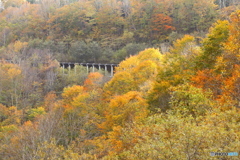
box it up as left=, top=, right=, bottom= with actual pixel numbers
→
left=191, top=69, right=223, bottom=97
left=192, top=10, right=240, bottom=109
left=99, top=91, right=148, bottom=132
left=219, top=65, right=240, bottom=108
left=83, top=72, right=104, bottom=91
left=150, top=13, right=175, bottom=40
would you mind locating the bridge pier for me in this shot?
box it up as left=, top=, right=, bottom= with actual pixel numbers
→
left=92, top=63, right=95, bottom=72
left=68, top=63, right=71, bottom=72
left=111, top=64, right=113, bottom=77
left=74, top=63, right=77, bottom=74
left=62, top=64, right=65, bottom=74
left=105, top=65, right=107, bottom=76
left=86, top=63, right=89, bottom=73
left=98, top=64, right=101, bottom=71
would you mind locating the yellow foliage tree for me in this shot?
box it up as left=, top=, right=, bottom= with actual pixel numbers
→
left=221, top=10, right=240, bottom=75
left=103, top=71, right=137, bottom=97
left=62, top=85, right=85, bottom=105
left=0, top=62, right=22, bottom=107
left=61, top=84, right=103, bottom=144
left=13, top=41, right=28, bottom=53
left=170, top=35, right=200, bottom=56
left=99, top=91, right=148, bottom=132
left=104, top=48, right=162, bottom=97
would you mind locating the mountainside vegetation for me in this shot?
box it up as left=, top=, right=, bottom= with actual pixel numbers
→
left=0, top=0, right=240, bottom=159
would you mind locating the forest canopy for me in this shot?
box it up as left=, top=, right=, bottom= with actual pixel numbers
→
left=0, top=0, right=240, bottom=159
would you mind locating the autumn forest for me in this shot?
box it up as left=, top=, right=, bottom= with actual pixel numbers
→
left=0, top=0, right=240, bottom=159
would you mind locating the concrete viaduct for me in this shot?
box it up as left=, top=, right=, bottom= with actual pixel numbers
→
left=60, top=62, right=118, bottom=77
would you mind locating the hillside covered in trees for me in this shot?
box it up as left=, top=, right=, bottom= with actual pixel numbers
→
left=0, top=0, right=240, bottom=159
left=0, top=0, right=239, bottom=63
